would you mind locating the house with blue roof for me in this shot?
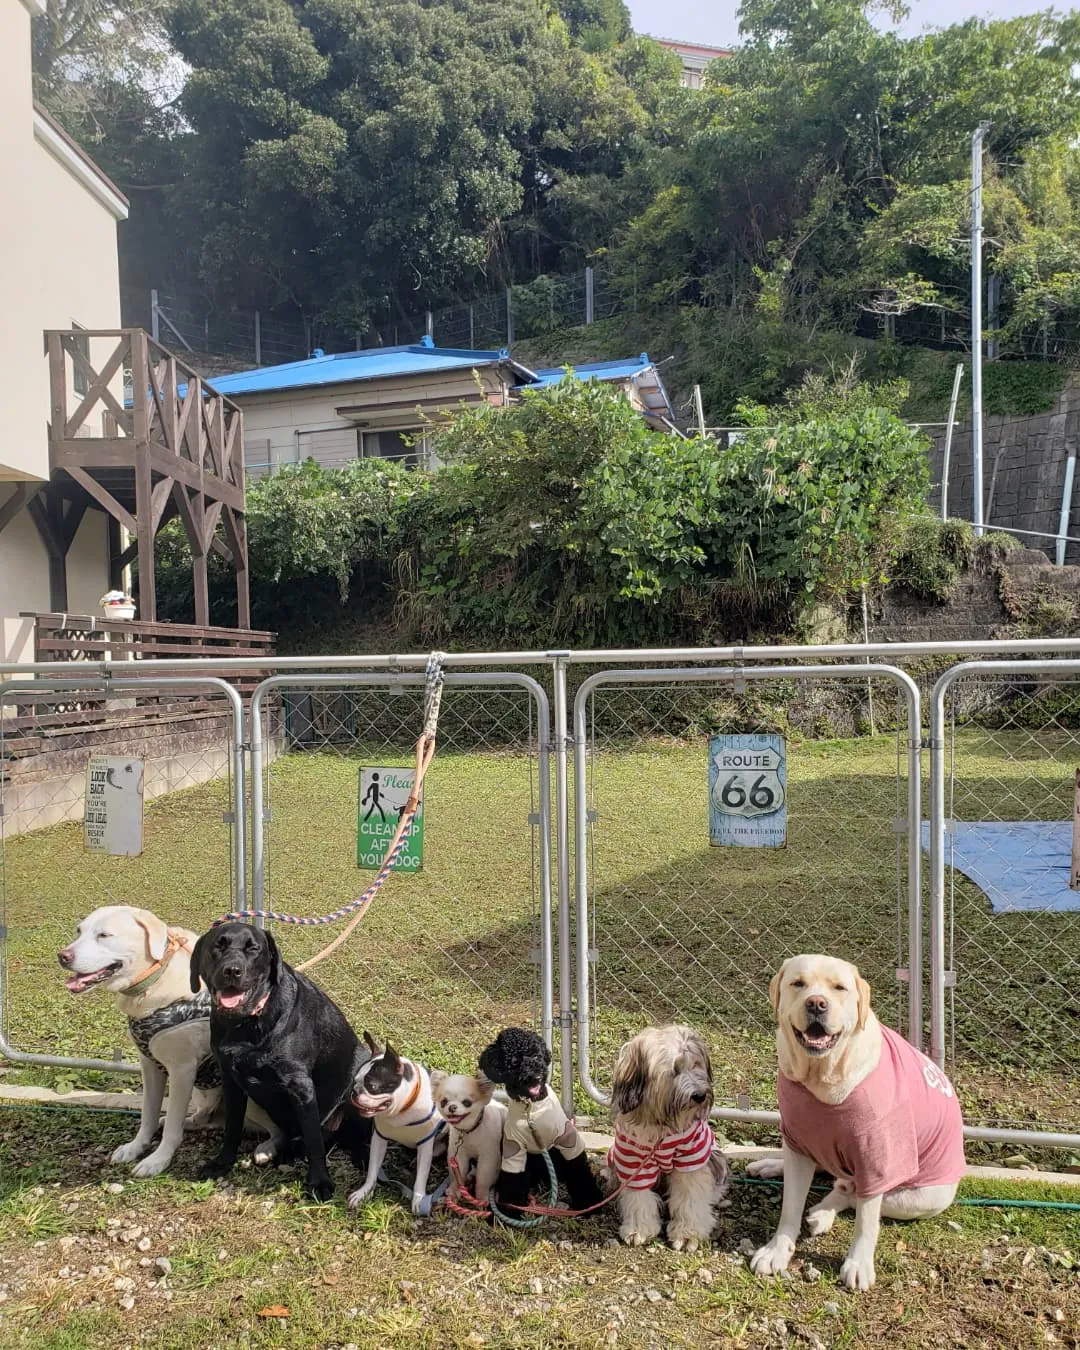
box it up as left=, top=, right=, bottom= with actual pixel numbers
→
left=207, top=338, right=674, bottom=477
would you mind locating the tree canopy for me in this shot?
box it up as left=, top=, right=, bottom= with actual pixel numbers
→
left=31, top=0, right=1080, bottom=367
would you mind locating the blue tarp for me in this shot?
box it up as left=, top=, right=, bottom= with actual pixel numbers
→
left=919, top=820, right=1080, bottom=914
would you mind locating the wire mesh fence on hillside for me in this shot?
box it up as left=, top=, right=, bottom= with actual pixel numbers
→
left=123, top=259, right=1080, bottom=382
left=122, top=266, right=628, bottom=375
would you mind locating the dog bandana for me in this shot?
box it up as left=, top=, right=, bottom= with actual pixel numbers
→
left=128, top=990, right=220, bottom=1090
left=501, top=1087, right=585, bottom=1173
left=608, top=1118, right=718, bottom=1190
left=777, top=1024, right=966, bottom=1198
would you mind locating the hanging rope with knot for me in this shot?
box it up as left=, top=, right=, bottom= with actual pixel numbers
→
left=212, top=653, right=446, bottom=971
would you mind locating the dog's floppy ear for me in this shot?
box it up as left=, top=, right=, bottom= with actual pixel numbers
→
left=477, top=1040, right=504, bottom=1085
left=132, top=910, right=169, bottom=962
left=263, top=929, right=284, bottom=985
left=611, top=1037, right=647, bottom=1116
left=189, top=932, right=208, bottom=994
left=692, top=1031, right=713, bottom=1085
left=855, top=969, right=872, bottom=1031
left=768, top=960, right=788, bottom=1021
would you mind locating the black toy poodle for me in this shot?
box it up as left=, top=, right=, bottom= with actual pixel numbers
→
left=478, top=1027, right=603, bottom=1215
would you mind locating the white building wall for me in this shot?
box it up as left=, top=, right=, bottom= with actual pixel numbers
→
left=0, top=0, right=127, bottom=658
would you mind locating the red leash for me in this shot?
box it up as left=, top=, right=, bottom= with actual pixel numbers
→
left=442, top=1150, right=656, bottom=1221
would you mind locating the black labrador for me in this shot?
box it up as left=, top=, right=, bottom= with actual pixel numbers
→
left=191, top=922, right=370, bottom=1201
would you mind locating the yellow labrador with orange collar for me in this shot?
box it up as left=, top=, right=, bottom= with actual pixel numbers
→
left=59, top=906, right=277, bottom=1177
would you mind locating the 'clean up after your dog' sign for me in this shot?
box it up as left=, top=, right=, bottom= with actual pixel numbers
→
left=357, top=766, right=424, bottom=870
left=84, top=756, right=145, bottom=855
left=708, top=734, right=787, bottom=848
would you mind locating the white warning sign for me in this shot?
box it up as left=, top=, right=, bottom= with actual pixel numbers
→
left=84, top=757, right=145, bottom=856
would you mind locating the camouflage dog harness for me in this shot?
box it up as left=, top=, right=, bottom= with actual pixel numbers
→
left=128, top=990, right=220, bottom=1090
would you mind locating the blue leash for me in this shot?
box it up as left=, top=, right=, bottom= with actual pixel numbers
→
left=488, top=1148, right=559, bottom=1229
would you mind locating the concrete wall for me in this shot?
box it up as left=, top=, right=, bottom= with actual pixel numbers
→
left=927, top=380, right=1080, bottom=563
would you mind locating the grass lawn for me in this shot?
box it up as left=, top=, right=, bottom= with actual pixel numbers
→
left=5, top=705, right=1080, bottom=1345
left=0, top=1104, right=1079, bottom=1349
left=5, top=714, right=1080, bottom=1135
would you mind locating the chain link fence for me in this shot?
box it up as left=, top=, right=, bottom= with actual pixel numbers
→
left=8, top=648, right=1080, bottom=1152
left=0, top=677, right=243, bottom=1071
left=250, top=673, right=553, bottom=1082
left=930, top=660, right=1080, bottom=1139
left=572, top=666, right=921, bottom=1119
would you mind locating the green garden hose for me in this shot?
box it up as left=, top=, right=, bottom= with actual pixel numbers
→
left=733, top=1173, right=1080, bottom=1212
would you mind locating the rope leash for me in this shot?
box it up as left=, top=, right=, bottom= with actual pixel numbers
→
left=443, top=1146, right=658, bottom=1226
left=443, top=1152, right=559, bottom=1228
left=212, top=654, right=446, bottom=973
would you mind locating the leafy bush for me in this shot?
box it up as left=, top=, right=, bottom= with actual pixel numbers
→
left=158, top=381, right=930, bottom=646
left=155, top=458, right=422, bottom=630
left=398, top=378, right=929, bottom=643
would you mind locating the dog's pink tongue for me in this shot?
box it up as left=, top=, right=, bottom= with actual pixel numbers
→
left=528, top=1085, right=543, bottom=1101
left=65, top=974, right=89, bottom=993
left=217, top=992, right=246, bottom=1010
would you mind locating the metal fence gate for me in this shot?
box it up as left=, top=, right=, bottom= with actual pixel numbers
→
left=930, top=659, right=1080, bottom=1146
left=8, top=644, right=1080, bottom=1153
left=248, top=672, right=554, bottom=1082
left=0, top=675, right=244, bottom=1073
left=570, top=665, right=922, bottom=1121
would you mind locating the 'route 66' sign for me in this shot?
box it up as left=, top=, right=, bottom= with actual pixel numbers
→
left=708, top=734, right=787, bottom=848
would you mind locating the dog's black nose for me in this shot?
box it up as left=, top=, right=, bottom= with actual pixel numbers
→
left=58, top=949, right=73, bottom=969
left=805, top=995, right=829, bottom=1016
left=222, top=963, right=242, bottom=981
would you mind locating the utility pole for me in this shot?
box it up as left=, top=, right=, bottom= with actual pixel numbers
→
left=971, top=121, right=991, bottom=536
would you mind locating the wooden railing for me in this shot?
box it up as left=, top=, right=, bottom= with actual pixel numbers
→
left=30, top=613, right=275, bottom=668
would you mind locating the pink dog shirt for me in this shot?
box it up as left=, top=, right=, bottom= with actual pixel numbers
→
left=608, top=1119, right=717, bottom=1190
left=777, top=1025, right=965, bottom=1198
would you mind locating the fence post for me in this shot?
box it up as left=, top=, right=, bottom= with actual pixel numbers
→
left=1057, top=450, right=1077, bottom=566
left=425, top=310, right=434, bottom=341
left=254, top=310, right=262, bottom=366
left=940, top=363, right=964, bottom=521
left=552, top=654, right=575, bottom=1112
left=150, top=289, right=160, bottom=342
left=585, top=266, right=594, bottom=325
left=469, top=304, right=475, bottom=350
left=505, top=286, right=514, bottom=347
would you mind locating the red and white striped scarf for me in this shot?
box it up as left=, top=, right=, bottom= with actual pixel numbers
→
left=608, top=1118, right=717, bottom=1190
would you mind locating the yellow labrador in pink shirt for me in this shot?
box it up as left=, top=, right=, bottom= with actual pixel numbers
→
left=750, top=955, right=965, bottom=1291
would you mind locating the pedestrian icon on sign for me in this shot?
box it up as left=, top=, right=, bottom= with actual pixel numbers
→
left=361, top=771, right=387, bottom=822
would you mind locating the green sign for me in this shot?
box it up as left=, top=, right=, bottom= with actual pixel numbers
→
left=357, top=766, right=423, bottom=871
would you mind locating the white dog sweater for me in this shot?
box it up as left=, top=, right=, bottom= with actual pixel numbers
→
left=608, top=1118, right=717, bottom=1190
left=501, top=1086, right=584, bottom=1173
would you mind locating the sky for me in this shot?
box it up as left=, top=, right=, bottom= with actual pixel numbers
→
left=626, top=0, right=1062, bottom=47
